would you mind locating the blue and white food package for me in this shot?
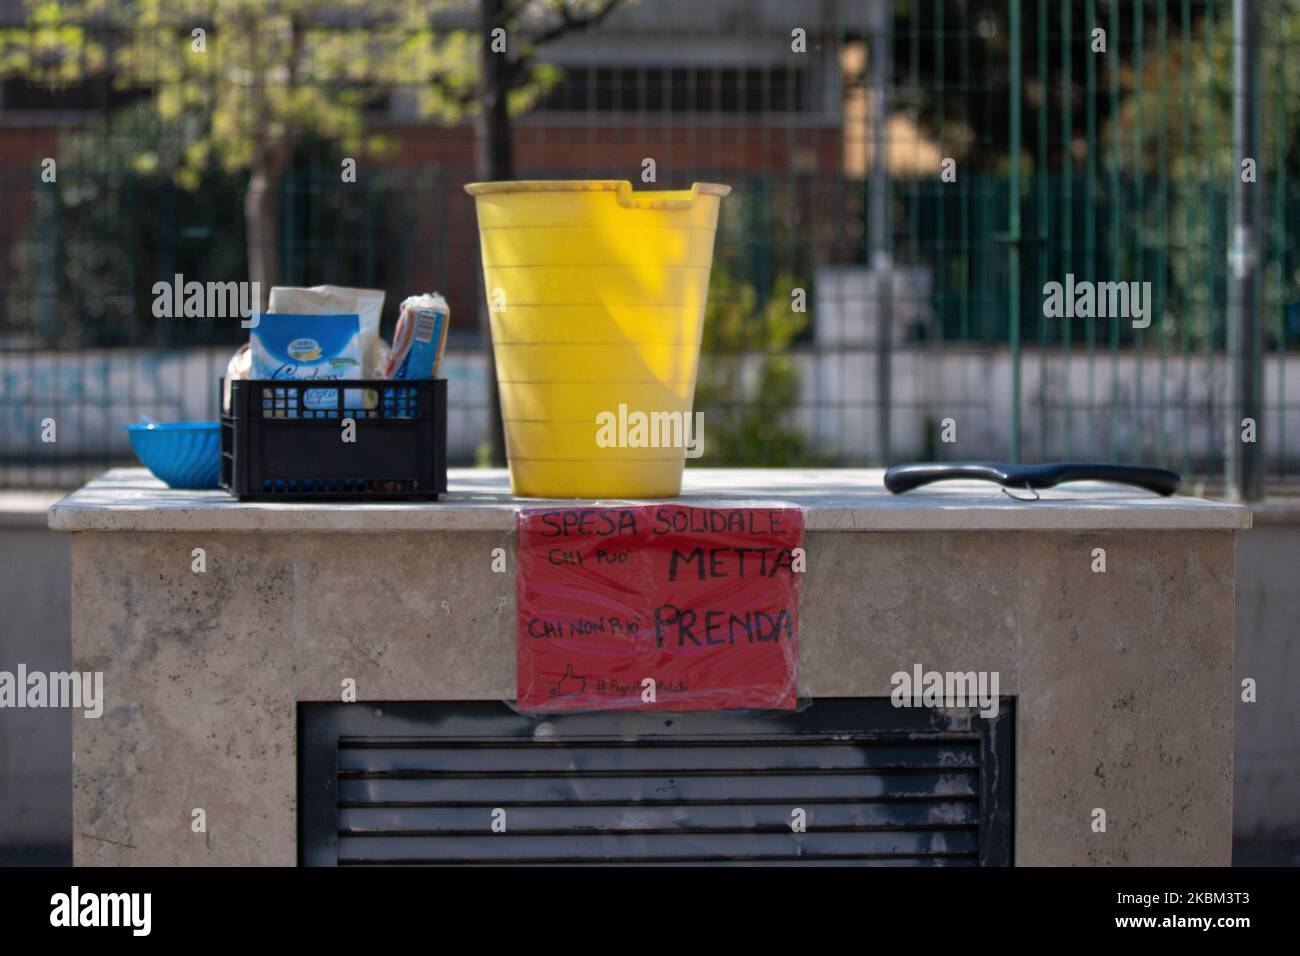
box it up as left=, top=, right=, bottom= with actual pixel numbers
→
left=268, top=285, right=385, bottom=376
left=250, top=312, right=362, bottom=411
left=385, top=293, right=449, bottom=380
left=264, top=285, right=386, bottom=410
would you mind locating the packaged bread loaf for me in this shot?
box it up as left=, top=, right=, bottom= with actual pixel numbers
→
left=385, top=293, right=449, bottom=380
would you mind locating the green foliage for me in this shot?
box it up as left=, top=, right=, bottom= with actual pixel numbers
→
left=0, top=1, right=590, bottom=185
left=0, top=1, right=107, bottom=82
left=6, top=103, right=426, bottom=347
left=694, top=268, right=819, bottom=467
left=0, top=0, right=618, bottom=344
left=6, top=102, right=248, bottom=346
left=1112, top=0, right=1300, bottom=349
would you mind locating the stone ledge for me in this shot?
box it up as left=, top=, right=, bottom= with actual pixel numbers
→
left=1248, top=498, right=1300, bottom=526
left=48, top=467, right=1252, bottom=533
left=1, top=490, right=71, bottom=529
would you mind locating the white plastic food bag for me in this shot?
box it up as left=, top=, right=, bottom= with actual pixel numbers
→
left=222, top=342, right=252, bottom=412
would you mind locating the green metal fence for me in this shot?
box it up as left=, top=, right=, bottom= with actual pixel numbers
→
left=988, top=0, right=1296, bottom=490
left=0, top=0, right=1295, bottom=490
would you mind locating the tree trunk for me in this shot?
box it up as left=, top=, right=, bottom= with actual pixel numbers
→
left=474, top=0, right=512, bottom=467
left=477, top=0, right=515, bottom=182
left=244, top=162, right=281, bottom=313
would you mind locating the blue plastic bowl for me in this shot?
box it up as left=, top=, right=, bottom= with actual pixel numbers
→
left=125, top=422, right=221, bottom=489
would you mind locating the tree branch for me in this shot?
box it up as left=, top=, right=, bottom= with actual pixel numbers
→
left=503, top=0, right=532, bottom=20
left=502, top=0, right=624, bottom=88
left=281, top=11, right=306, bottom=151
left=525, top=0, right=623, bottom=50
left=428, top=71, right=477, bottom=109
left=246, top=11, right=269, bottom=170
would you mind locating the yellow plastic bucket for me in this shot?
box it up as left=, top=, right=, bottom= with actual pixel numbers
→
left=465, top=180, right=730, bottom=498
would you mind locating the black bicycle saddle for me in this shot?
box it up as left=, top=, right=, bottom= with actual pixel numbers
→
left=883, top=461, right=1181, bottom=496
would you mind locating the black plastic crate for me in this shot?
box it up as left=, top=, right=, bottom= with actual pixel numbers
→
left=221, top=378, right=447, bottom=500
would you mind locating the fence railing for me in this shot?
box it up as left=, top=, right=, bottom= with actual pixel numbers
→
left=1, top=0, right=1296, bottom=489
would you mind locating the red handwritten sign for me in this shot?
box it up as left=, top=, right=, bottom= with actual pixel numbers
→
left=516, top=504, right=803, bottom=712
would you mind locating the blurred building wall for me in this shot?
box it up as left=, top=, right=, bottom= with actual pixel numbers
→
left=0, top=497, right=70, bottom=850
left=1234, top=509, right=1300, bottom=849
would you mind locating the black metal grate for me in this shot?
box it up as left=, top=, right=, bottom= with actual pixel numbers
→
left=300, top=699, right=1013, bottom=866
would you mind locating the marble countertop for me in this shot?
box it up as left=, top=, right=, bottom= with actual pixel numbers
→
left=47, top=467, right=1252, bottom=533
